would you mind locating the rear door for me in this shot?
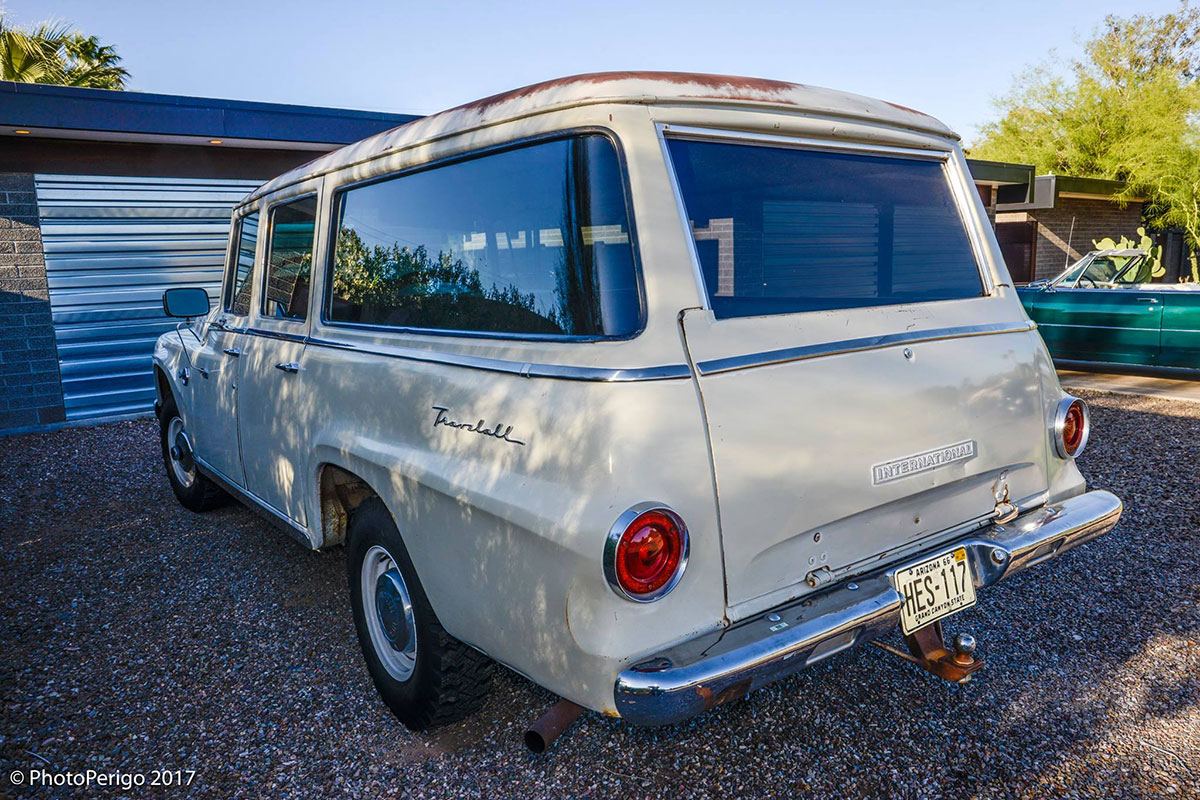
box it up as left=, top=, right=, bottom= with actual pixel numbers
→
left=1033, top=287, right=1162, bottom=364
left=237, top=189, right=319, bottom=525
left=666, top=133, right=1049, bottom=611
left=1159, top=289, right=1200, bottom=368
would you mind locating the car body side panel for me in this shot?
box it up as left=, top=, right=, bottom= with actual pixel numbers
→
left=299, top=345, right=723, bottom=714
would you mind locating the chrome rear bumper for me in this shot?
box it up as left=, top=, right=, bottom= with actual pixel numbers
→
left=613, top=489, right=1122, bottom=726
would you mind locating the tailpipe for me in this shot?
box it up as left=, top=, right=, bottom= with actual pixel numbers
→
left=524, top=699, right=585, bottom=753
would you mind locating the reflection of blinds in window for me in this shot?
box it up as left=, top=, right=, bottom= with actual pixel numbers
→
left=761, top=202, right=879, bottom=298
left=892, top=205, right=968, bottom=295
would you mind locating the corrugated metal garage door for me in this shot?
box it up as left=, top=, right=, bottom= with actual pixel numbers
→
left=35, top=175, right=260, bottom=421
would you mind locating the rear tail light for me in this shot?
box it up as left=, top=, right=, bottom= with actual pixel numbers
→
left=1053, top=396, right=1090, bottom=458
left=604, top=504, right=689, bottom=602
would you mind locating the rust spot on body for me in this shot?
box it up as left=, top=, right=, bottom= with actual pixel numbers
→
left=451, top=71, right=813, bottom=116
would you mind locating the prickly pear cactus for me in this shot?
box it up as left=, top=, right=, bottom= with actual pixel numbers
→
left=1092, top=227, right=1166, bottom=279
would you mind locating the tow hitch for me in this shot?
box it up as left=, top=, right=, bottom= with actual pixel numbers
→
left=872, top=621, right=984, bottom=684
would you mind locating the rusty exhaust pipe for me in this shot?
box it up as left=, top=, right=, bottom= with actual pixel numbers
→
left=524, top=699, right=585, bottom=753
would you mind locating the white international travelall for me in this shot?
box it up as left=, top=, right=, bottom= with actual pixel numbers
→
left=152, top=72, right=1123, bottom=751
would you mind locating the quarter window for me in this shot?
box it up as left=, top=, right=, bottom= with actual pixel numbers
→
left=327, top=135, right=640, bottom=338
left=263, top=196, right=317, bottom=321
left=666, top=138, right=985, bottom=318
left=225, top=211, right=259, bottom=316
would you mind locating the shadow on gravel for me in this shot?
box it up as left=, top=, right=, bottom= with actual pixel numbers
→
left=0, top=394, right=1197, bottom=799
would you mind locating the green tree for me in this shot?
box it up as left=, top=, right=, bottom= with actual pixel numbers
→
left=0, top=15, right=128, bottom=89
left=970, top=3, right=1200, bottom=262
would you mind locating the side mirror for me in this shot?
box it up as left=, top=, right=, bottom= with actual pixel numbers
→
left=162, top=287, right=211, bottom=318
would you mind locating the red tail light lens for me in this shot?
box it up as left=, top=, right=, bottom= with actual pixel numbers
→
left=1053, top=397, right=1090, bottom=458
left=605, top=506, right=689, bottom=601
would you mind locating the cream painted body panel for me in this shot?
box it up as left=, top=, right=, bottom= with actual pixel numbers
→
left=152, top=79, right=1087, bottom=716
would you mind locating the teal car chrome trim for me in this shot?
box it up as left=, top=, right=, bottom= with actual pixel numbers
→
left=1037, top=322, right=1162, bottom=333
left=695, top=321, right=1036, bottom=376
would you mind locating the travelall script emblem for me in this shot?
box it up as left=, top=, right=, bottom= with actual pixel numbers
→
left=431, top=405, right=526, bottom=447
left=872, top=440, right=976, bottom=485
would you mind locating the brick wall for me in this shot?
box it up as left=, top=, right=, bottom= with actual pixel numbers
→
left=1029, top=198, right=1145, bottom=280
left=0, top=173, right=65, bottom=430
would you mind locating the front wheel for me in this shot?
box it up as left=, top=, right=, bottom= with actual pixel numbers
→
left=159, top=395, right=229, bottom=512
left=347, top=498, right=493, bottom=730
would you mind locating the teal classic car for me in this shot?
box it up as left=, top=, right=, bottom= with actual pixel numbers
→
left=1018, top=249, right=1200, bottom=370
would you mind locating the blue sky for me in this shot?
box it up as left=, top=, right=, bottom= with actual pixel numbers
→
left=6, top=0, right=1179, bottom=143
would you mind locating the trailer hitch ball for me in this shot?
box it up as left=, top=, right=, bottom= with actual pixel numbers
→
left=953, top=633, right=976, bottom=666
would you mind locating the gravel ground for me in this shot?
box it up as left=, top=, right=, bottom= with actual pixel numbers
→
left=1, top=389, right=1197, bottom=799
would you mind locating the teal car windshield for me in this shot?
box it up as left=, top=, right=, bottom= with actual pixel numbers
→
left=1051, top=253, right=1148, bottom=288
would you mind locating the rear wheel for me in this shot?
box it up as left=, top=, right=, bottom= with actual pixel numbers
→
left=159, top=394, right=229, bottom=512
left=347, top=497, right=493, bottom=730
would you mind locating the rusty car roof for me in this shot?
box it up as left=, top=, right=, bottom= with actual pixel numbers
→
left=246, top=71, right=956, bottom=203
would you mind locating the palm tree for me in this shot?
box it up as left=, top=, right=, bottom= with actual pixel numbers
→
left=0, top=16, right=128, bottom=89
left=61, top=33, right=128, bottom=89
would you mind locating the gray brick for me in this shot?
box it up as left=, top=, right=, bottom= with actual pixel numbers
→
left=26, top=358, right=60, bottom=373
left=24, top=335, right=56, bottom=351
left=2, top=203, right=37, bottom=218
left=0, top=243, right=15, bottom=255
left=0, top=409, right=38, bottom=428
left=7, top=394, right=53, bottom=410
left=14, top=241, right=43, bottom=255
left=0, top=174, right=33, bottom=192
left=3, top=226, right=41, bottom=242
left=38, top=406, right=65, bottom=425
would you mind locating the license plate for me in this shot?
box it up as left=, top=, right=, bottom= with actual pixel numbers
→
left=894, top=547, right=976, bottom=635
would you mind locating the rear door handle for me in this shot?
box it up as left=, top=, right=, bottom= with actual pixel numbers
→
left=1137, top=297, right=1160, bottom=304
left=223, top=347, right=242, bottom=357
left=274, top=362, right=300, bottom=374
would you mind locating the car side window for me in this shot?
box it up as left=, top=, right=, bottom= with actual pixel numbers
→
left=326, top=135, right=641, bottom=338
left=262, top=196, right=317, bottom=321
left=225, top=212, right=259, bottom=316
left=1079, top=257, right=1121, bottom=285
left=1115, top=258, right=1153, bottom=285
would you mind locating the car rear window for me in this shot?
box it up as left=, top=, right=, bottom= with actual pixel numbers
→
left=666, top=138, right=985, bottom=318
left=327, top=135, right=641, bottom=338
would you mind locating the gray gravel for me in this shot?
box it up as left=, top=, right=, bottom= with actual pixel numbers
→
left=1, top=389, right=1198, bottom=799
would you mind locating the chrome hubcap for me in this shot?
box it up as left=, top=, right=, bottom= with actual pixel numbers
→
left=362, top=545, right=416, bottom=680
left=167, top=417, right=195, bottom=488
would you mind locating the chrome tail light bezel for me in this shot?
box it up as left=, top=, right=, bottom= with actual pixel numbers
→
left=1053, top=395, right=1091, bottom=459
left=603, top=502, right=690, bottom=603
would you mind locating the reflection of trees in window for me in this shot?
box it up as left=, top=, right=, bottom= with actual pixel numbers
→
left=553, top=138, right=604, bottom=335
left=333, top=227, right=564, bottom=333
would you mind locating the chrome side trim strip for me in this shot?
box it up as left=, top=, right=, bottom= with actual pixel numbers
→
left=1039, top=322, right=1161, bottom=333
left=1054, top=359, right=1200, bottom=378
left=695, top=321, right=1036, bottom=376
left=613, top=489, right=1122, bottom=726
left=305, top=336, right=692, bottom=382
left=246, top=327, right=309, bottom=344
left=195, top=457, right=314, bottom=549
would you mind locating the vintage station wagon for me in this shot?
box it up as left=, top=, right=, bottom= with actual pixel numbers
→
left=153, top=72, right=1123, bottom=749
